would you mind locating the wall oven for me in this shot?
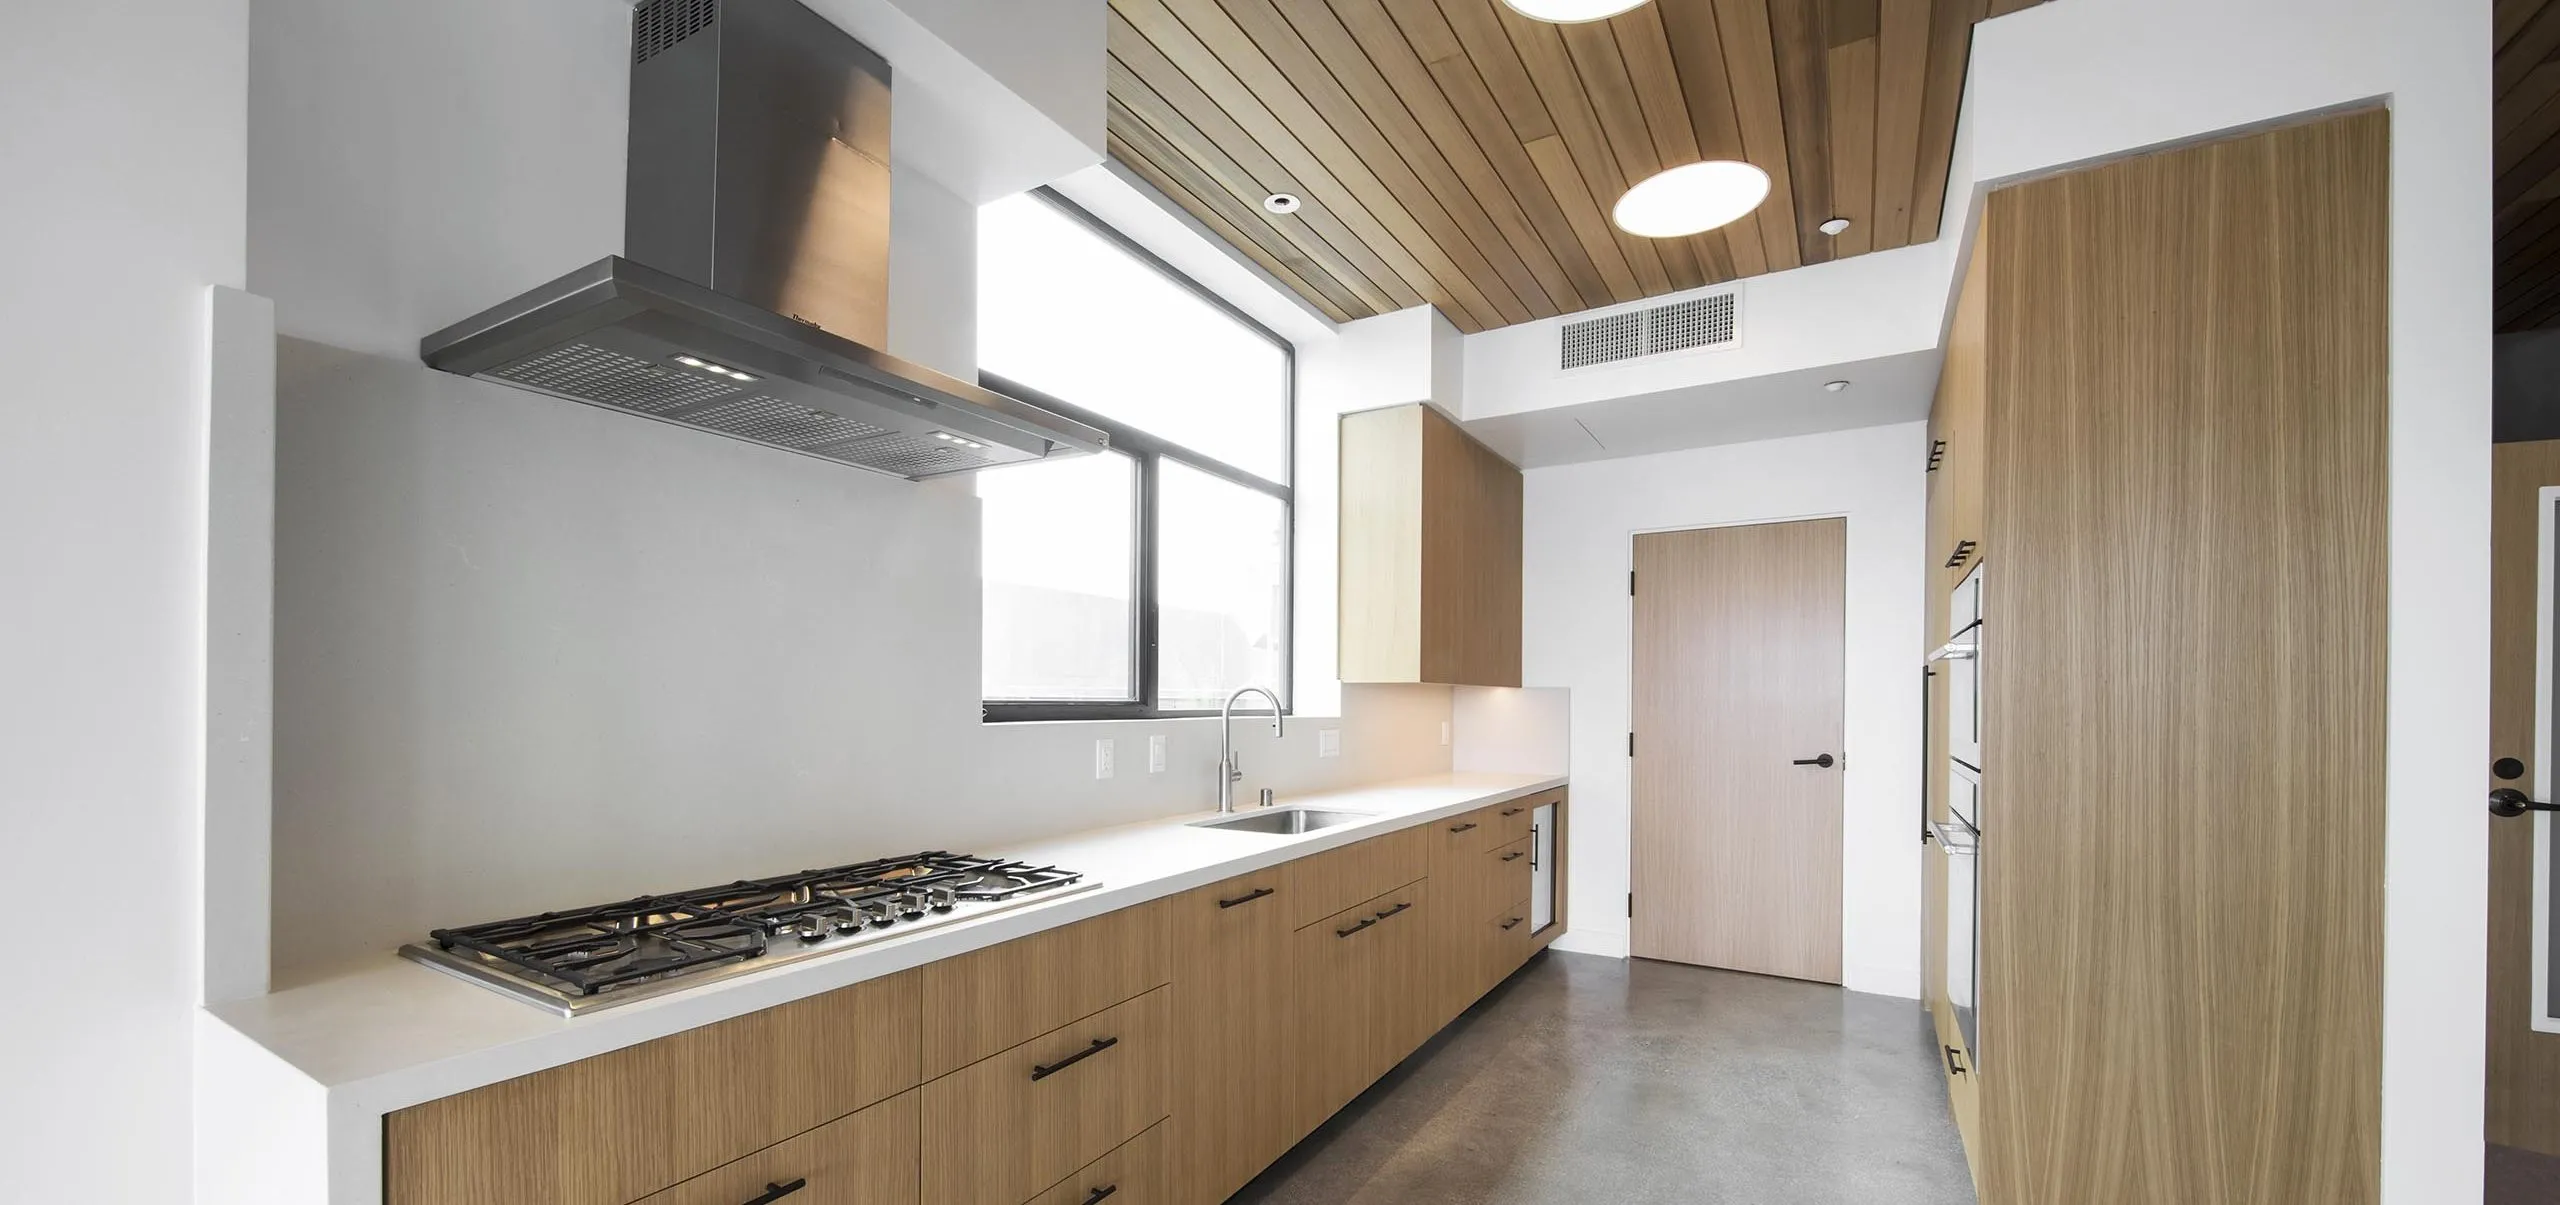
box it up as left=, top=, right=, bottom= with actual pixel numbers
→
left=1930, top=562, right=1986, bottom=1065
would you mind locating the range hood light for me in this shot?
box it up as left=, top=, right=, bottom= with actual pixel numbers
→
left=932, top=431, right=987, bottom=450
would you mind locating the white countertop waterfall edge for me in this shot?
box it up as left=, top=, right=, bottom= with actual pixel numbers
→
left=195, top=772, right=1565, bottom=1205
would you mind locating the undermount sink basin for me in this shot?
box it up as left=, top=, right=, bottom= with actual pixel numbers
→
left=1189, top=807, right=1372, bottom=835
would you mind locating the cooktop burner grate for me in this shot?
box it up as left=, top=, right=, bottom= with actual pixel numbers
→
left=409, top=851, right=1095, bottom=1014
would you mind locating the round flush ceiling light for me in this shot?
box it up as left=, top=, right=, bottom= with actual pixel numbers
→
left=1500, top=0, right=1651, bottom=21
left=1823, top=380, right=1851, bottom=392
left=1263, top=192, right=1302, bottom=214
left=1613, top=161, right=1772, bottom=238
left=1818, top=217, right=1852, bottom=236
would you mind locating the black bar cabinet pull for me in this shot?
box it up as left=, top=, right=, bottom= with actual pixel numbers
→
left=1791, top=754, right=1836, bottom=768
left=1501, top=917, right=1523, bottom=931
left=1374, top=901, right=1412, bottom=921
left=1030, top=1036, right=1119, bottom=1082
left=742, top=1180, right=808, bottom=1205
left=1502, top=851, right=1526, bottom=862
left=2493, top=788, right=2560, bottom=818
left=1944, top=1046, right=1967, bottom=1076
left=1079, top=1186, right=1119, bottom=1205
left=1920, top=666, right=1934, bottom=845
left=1449, top=821, right=1478, bottom=833
left=1336, top=915, right=1378, bottom=938
left=1502, top=806, right=1525, bottom=816
left=1217, top=886, right=1275, bottom=909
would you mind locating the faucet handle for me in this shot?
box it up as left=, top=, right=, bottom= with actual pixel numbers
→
left=1227, top=759, right=1244, bottom=783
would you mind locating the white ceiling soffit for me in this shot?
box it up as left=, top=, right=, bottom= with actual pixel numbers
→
left=1462, top=351, right=1941, bottom=469
left=1048, top=160, right=1340, bottom=346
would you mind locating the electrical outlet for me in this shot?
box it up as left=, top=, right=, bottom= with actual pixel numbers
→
left=1319, top=729, right=1340, bottom=758
left=1439, top=720, right=1451, bottom=747
left=1148, top=734, right=1167, bottom=773
left=1093, top=738, right=1115, bottom=780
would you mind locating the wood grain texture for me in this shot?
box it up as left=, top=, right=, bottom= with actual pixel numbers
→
left=1291, top=879, right=1431, bottom=1137
left=1286, top=823, right=1430, bottom=928
left=1338, top=405, right=1425, bottom=683
left=627, top=1092, right=918, bottom=1205
left=1937, top=231, right=1987, bottom=593
left=2488, top=440, right=2560, bottom=1154
left=1339, top=404, right=1522, bottom=688
left=1630, top=519, right=1847, bottom=983
left=385, top=972, right=921, bottom=1205
left=1419, top=406, right=1524, bottom=686
left=1106, top=0, right=2047, bottom=330
left=917, top=901, right=1169, bottom=1081
left=921, top=987, right=1172, bottom=1205
left=1167, top=869, right=1296, bottom=1205
left=1975, top=110, right=2388, bottom=1205
left=2496, top=0, right=2560, bottom=329
left=1425, top=805, right=1501, bottom=1024
left=1024, top=1121, right=1169, bottom=1205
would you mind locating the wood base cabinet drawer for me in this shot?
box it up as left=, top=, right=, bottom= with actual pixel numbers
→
left=922, top=986, right=1171, bottom=1205
left=1288, top=827, right=1428, bottom=929
left=386, top=971, right=921, bottom=1205
left=1489, top=797, right=1539, bottom=848
left=1490, top=898, right=1534, bottom=984
left=1490, top=838, right=1532, bottom=919
left=919, top=902, right=1169, bottom=1080
left=631, top=1091, right=918, bottom=1205
left=1023, top=1120, right=1166, bottom=1205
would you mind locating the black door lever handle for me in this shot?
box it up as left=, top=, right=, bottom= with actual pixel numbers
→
left=1791, top=754, right=1837, bottom=769
left=2493, top=788, right=2560, bottom=818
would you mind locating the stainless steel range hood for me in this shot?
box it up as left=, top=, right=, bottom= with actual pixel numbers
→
left=419, top=0, right=1105, bottom=479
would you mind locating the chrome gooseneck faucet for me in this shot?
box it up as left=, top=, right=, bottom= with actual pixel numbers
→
left=1217, top=686, right=1285, bottom=814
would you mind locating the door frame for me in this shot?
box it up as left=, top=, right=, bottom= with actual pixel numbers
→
left=2531, top=485, right=2560, bottom=1035
left=1623, top=511, right=1855, bottom=974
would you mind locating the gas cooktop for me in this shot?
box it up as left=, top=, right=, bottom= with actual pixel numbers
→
left=399, top=852, right=1096, bottom=1016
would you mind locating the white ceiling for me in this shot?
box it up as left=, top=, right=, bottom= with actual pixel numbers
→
left=1460, top=350, right=1942, bottom=469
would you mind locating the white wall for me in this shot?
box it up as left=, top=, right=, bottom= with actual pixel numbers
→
left=0, top=2, right=249, bottom=1202
left=250, top=0, right=1452, bottom=981
left=1522, top=422, right=1929, bottom=996
left=1961, top=1, right=2489, bottom=1197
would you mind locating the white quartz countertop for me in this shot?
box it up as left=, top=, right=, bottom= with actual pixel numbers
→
left=207, top=772, right=1565, bottom=1117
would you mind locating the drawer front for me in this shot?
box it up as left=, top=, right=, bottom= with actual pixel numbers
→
left=922, top=986, right=1172, bottom=1205
left=1489, top=837, right=1533, bottom=919
left=387, top=971, right=921, bottom=1205
left=920, top=901, right=1169, bottom=1079
left=1288, top=826, right=1428, bottom=928
left=1489, top=898, right=1535, bottom=983
left=1425, top=807, right=1498, bottom=872
left=1023, top=1120, right=1166, bottom=1205
left=630, top=1091, right=918, bottom=1205
left=1489, top=798, right=1537, bottom=848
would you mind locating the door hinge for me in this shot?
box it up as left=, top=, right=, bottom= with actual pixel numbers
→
left=1627, top=732, right=1635, bottom=757
left=1627, top=892, right=1634, bottom=918
left=1629, top=570, right=1636, bottom=595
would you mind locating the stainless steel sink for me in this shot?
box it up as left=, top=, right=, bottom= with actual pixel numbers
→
left=1188, top=807, right=1372, bottom=835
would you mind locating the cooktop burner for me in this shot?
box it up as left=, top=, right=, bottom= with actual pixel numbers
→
left=400, top=852, right=1096, bottom=1015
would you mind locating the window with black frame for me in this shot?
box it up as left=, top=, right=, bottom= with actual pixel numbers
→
left=976, top=188, right=1292, bottom=721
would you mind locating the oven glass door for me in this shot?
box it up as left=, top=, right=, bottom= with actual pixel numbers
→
left=1947, top=564, right=1984, bottom=770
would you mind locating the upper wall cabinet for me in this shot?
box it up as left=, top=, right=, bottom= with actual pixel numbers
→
left=1339, top=404, right=1522, bottom=688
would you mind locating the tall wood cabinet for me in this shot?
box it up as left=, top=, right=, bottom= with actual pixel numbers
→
left=1922, top=109, right=2390, bottom=1205
left=1338, top=403, right=1522, bottom=687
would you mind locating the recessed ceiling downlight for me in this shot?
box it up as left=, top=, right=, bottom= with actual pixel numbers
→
left=1263, top=192, right=1302, bottom=214
left=1500, top=0, right=1651, bottom=22
left=1613, top=161, right=1772, bottom=238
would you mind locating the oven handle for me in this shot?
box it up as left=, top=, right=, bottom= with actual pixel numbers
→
left=1920, top=666, right=1934, bottom=846
left=1931, top=819, right=1979, bottom=855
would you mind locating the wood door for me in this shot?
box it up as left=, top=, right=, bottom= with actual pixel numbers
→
left=2489, top=441, right=2560, bottom=1158
left=1631, top=519, right=1847, bottom=982
left=1168, top=870, right=1293, bottom=1205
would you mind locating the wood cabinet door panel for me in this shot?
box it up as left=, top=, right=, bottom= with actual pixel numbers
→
left=630, top=1092, right=918, bottom=1205
left=386, top=971, right=921, bottom=1205
left=1168, top=870, right=1293, bottom=1205
left=921, top=987, right=1171, bottom=1205
left=919, top=901, right=1169, bottom=1080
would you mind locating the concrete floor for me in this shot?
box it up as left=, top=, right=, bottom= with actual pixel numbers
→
left=1231, top=950, right=1978, bottom=1205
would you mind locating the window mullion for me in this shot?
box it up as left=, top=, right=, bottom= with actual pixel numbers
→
left=1137, top=450, right=1161, bottom=712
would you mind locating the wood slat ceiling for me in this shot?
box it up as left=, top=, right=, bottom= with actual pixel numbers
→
left=1105, top=0, right=2048, bottom=333
left=2500, top=0, right=2560, bottom=331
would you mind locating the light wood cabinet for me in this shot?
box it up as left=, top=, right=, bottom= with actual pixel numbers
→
left=385, top=971, right=921, bottom=1205
left=628, top=1092, right=918, bottom=1205
left=1023, top=1122, right=1168, bottom=1205
left=1167, top=869, right=1295, bottom=1205
left=918, top=900, right=1169, bottom=1080
left=1291, top=879, right=1430, bottom=1136
left=1286, top=825, right=1428, bottom=929
left=921, top=987, right=1172, bottom=1205
left=1933, top=235, right=1987, bottom=594
left=1338, top=403, right=1522, bottom=687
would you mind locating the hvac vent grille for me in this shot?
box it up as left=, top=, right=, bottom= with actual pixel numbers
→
left=1559, top=291, right=1740, bottom=369
left=635, top=0, right=716, bottom=64
left=1560, top=311, right=1642, bottom=371
left=817, top=432, right=996, bottom=477
left=1646, top=293, right=1737, bottom=354
left=487, top=344, right=739, bottom=414
left=684, top=395, right=891, bottom=449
